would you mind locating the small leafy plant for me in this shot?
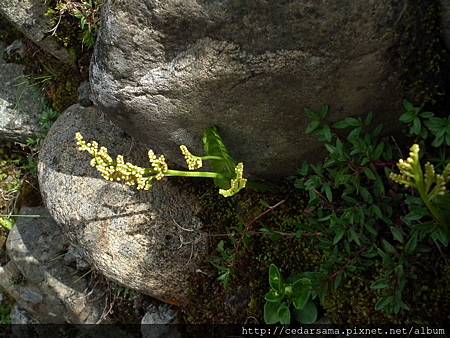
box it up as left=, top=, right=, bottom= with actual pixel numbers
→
left=45, top=0, right=103, bottom=48
left=288, top=104, right=449, bottom=317
left=209, top=240, right=234, bottom=287
left=400, top=100, right=450, bottom=148
left=76, top=127, right=247, bottom=197
left=264, top=264, right=317, bottom=324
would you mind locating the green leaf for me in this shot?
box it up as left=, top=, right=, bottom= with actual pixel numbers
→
left=333, top=227, right=345, bottom=244
left=295, top=300, right=317, bottom=324
left=265, top=289, right=284, bottom=303
left=365, top=112, right=374, bottom=125
left=0, top=217, right=14, bottom=230
left=404, top=207, right=428, bottom=222
left=349, top=228, right=361, bottom=246
left=370, top=205, right=383, bottom=219
left=304, top=107, right=317, bottom=119
left=432, top=135, right=444, bottom=147
left=319, top=105, right=330, bottom=118
left=364, top=222, right=378, bottom=236
left=264, top=301, right=281, bottom=324
left=363, top=167, right=377, bottom=181
left=292, top=278, right=311, bottom=310
left=370, top=279, right=389, bottom=290
left=347, top=127, right=361, bottom=142
left=420, top=111, right=434, bottom=118
left=324, top=143, right=336, bottom=154
left=360, top=187, right=372, bottom=202
left=333, top=273, right=343, bottom=289
left=403, top=99, right=415, bottom=112
left=390, top=227, right=404, bottom=243
left=298, top=162, right=309, bottom=176
left=305, top=120, right=321, bottom=134
left=375, top=296, right=393, bottom=311
left=202, top=127, right=237, bottom=188
left=278, top=303, right=291, bottom=324
left=333, top=120, right=350, bottom=129
left=383, top=240, right=397, bottom=254
left=269, top=264, right=283, bottom=291
left=217, top=270, right=231, bottom=287
left=431, top=228, right=449, bottom=246
left=321, top=125, right=332, bottom=142
left=399, top=112, right=413, bottom=123
left=373, top=143, right=385, bottom=160
left=411, top=118, right=421, bottom=135
left=323, top=184, right=333, bottom=202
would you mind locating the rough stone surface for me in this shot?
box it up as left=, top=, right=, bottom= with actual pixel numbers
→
left=141, top=303, right=177, bottom=324
left=441, top=0, right=450, bottom=50
left=0, top=41, right=44, bottom=142
left=91, top=0, right=405, bottom=178
left=78, top=81, right=93, bottom=107
left=141, top=303, right=180, bottom=338
left=64, top=244, right=90, bottom=271
left=0, top=0, right=73, bottom=64
left=38, top=104, right=207, bottom=305
left=0, top=207, right=106, bottom=324
left=6, top=40, right=25, bottom=58
left=10, top=306, right=36, bottom=324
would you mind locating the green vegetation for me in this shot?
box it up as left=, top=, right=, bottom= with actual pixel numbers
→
left=289, top=104, right=448, bottom=319
left=44, top=0, right=103, bottom=49
left=187, top=102, right=449, bottom=325
left=0, top=159, right=21, bottom=230
left=263, top=263, right=317, bottom=324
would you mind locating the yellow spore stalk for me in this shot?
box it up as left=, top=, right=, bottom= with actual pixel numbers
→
left=179, top=145, right=203, bottom=170
left=390, top=144, right=449, bottom=226
left=219, top=163, right=247, bottom=197
left=389, top=144, right=448, bottom=198
left=76, top=132, right=152, bottom=190
left=75, top=133, right=247, bottom=197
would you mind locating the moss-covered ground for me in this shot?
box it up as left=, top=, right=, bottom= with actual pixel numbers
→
left=182, top=181, right=449, bottom=324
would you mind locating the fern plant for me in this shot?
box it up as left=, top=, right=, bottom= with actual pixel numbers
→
left=76, top=127, right=247, bottom=197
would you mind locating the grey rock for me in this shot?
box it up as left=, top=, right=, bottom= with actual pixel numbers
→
left=90, top=0, right=405, bottom=178
left=141, top=303, right=180, bottom=338
left=10, top=306, right=36, bottom=324
left=0, top=41, right=44, bottom=142
left=20, top=289, right=44, bottom=304
left=5, top=40, right=25, bottom=58
left=10, top=307, right=40, bottom=338
left=0, top=207, right=106, bottom=323
left=38, top=104, right=208, bottom=305
left=0, top=0, right=74, bottom=64
left=141, top=303, right=177, bottom=324
left=441, top=1, right=450, bottom=50
left=78, top=81, right=93, bottom=107
left=64, top=245, right=90, bottom=271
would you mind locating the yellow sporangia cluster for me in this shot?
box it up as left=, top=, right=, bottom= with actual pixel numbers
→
left=219, top=162, right=247, bottom=197
left=179, top=145, right=202, bottom=170
left=147, top=150, right=169, bottom=180
left=75, top=132, right=167, bottom=190
left=390, top=144, right=450, bottom=197
left=76, top=132, right=247, bottom=197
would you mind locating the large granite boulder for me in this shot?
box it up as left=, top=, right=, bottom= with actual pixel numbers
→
left=0, top=0, right=73, bottom=64
left=91, top=0, right=405, bottom=178
left=38, top=104, right=207, bottom=305
left=0, top=207, right=106, bottom=323
left=0, top=40, right=43, bottom=142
